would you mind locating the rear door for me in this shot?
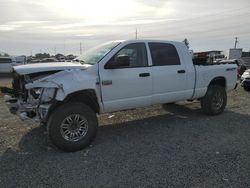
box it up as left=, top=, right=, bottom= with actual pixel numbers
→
left=99, top=42, right=153, bottom=112
left=148, top=42, right=190, bottom=104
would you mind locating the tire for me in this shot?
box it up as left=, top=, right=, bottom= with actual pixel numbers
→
left=200, top=85, right=227, bottom=115
left=47, top=102, right=98, bottom=152
left=243, top=83, right=250, bottom=92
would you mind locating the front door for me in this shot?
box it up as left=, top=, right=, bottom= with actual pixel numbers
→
left=99, top=43, right=152, bottom=112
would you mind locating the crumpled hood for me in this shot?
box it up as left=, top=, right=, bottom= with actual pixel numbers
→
left=13, top=62, right=92, bottom=75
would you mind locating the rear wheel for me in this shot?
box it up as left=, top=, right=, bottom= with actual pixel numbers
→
left=47, top=102, right=98, bottom=152
left=200, top=85, right=227, bottom=115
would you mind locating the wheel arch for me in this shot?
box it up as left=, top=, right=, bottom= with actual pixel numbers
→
left=46, top=89, right=100, bottom=123
left=63, top=89, right=100, bottom=113
left=208, top=76, right=226, bottom=88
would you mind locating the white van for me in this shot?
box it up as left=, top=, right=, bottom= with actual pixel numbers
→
left=0, top=57, right=14, bottom=73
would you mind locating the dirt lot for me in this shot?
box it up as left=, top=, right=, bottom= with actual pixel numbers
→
left=0, top=77, right=250, bottom=187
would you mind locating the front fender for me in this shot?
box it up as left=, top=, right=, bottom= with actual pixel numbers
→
left=25, top=69, right=99, bottom=101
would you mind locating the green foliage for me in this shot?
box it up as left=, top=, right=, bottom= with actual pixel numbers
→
left=35, top=53, right=50, bottom=59
left=0, top=52, right=10, bottom=57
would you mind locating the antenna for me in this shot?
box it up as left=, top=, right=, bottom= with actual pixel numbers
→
left=135, top=28, right=138, bottom=40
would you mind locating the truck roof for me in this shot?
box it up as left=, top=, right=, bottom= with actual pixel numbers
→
left=117, top=39, right=184, bottom=45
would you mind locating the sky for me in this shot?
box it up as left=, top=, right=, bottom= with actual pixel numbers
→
left=0, top=0, right=250, bottom=56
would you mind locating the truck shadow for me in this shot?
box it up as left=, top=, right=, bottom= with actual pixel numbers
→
left=1, top=103, right=248, bottom=155
left=1, top=103, right=250, bottom=186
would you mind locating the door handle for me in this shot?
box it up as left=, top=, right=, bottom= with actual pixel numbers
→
left=101, top=80, right=112, bottom=85
left=177, top=70, right=186, bottom=74
left=139, top=73, right=150, bottom=77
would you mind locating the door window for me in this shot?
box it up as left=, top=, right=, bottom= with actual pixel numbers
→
left=107, top=43, right=148, bottom=68
left=149, top=43, right=180, bottom=66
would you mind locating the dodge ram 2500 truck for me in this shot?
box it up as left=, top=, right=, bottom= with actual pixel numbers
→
left=1, top=40, right=237, bottom=152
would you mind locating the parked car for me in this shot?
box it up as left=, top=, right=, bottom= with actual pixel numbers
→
left=0, top=56, right=16, bottom=73
left=220, top=59, right=246, bottom=78
left=236, top=59, right=247, bottom=77
left=213, top=54, right=226, bottom=63
left=240, top=69, right=250, bottom=91
left=40, top=58, right=58, bottom=63
left=1, top=40, right=237, bottom=152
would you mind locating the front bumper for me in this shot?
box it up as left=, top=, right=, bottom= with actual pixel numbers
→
left=3, top=94, right=51, bottom=124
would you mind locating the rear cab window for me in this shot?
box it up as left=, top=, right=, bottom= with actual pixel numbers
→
left=148, top=43, right=181, bottom=66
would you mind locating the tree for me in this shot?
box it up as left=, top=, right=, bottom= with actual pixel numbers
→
left=35, top=53, right=50, bottom=59
left=183, top=38, right=189, bottom=49
left=0, top=52, right=9, bottom=57
left=55, top=53, right=64, bottom=59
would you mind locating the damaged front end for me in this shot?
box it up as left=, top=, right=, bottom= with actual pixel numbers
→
left=1, top=71, right=59, bottom=124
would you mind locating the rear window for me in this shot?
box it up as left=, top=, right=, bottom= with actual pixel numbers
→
left=149, top=43, right=181, bottom=66
left=0, top=58, right=12, bottom=64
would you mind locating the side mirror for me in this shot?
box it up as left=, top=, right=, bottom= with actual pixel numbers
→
left=105, top=55, right=130, bottom=69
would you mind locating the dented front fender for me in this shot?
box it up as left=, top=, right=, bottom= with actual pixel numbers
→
left=25, top=69, right=99, bottom=101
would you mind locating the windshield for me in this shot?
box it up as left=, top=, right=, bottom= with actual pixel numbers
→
left=74, top=41, right=120, bottom=65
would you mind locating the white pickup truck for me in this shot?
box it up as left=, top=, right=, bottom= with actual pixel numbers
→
left=1, top=40, right=237, bottom=152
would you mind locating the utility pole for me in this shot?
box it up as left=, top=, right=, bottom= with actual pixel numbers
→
left=135, top=28, right=138, bottom=40
left=234, top=37, right=238, bottom=48
left=63, top=40, right=66, bottom=55
left=54, top=46, right=57, bottom=55
left=80, top=42, right=82, bottom=55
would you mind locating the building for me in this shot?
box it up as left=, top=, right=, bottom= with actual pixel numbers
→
left=228, top=48, right=242, bottom=59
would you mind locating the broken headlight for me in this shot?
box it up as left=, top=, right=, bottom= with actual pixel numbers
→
left=30, top=88, right=56, bottom=103
left=41, top=88, right=56, bottom=102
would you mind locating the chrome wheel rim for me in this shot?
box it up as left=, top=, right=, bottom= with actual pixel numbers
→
left=211, top=91, right=223, bottom=111
left=60, top=114, right=88, bottom=142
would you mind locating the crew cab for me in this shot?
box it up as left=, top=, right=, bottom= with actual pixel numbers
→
left=1, top=40, right=237, bottom=152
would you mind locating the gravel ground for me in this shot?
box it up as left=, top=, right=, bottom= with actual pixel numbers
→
left=0, top=77, right=250, bottom=187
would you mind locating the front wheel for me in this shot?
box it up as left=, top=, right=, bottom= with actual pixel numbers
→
left=47, top=102, right=98, bottom=152
left=200, top=85, right=227, bottom=115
